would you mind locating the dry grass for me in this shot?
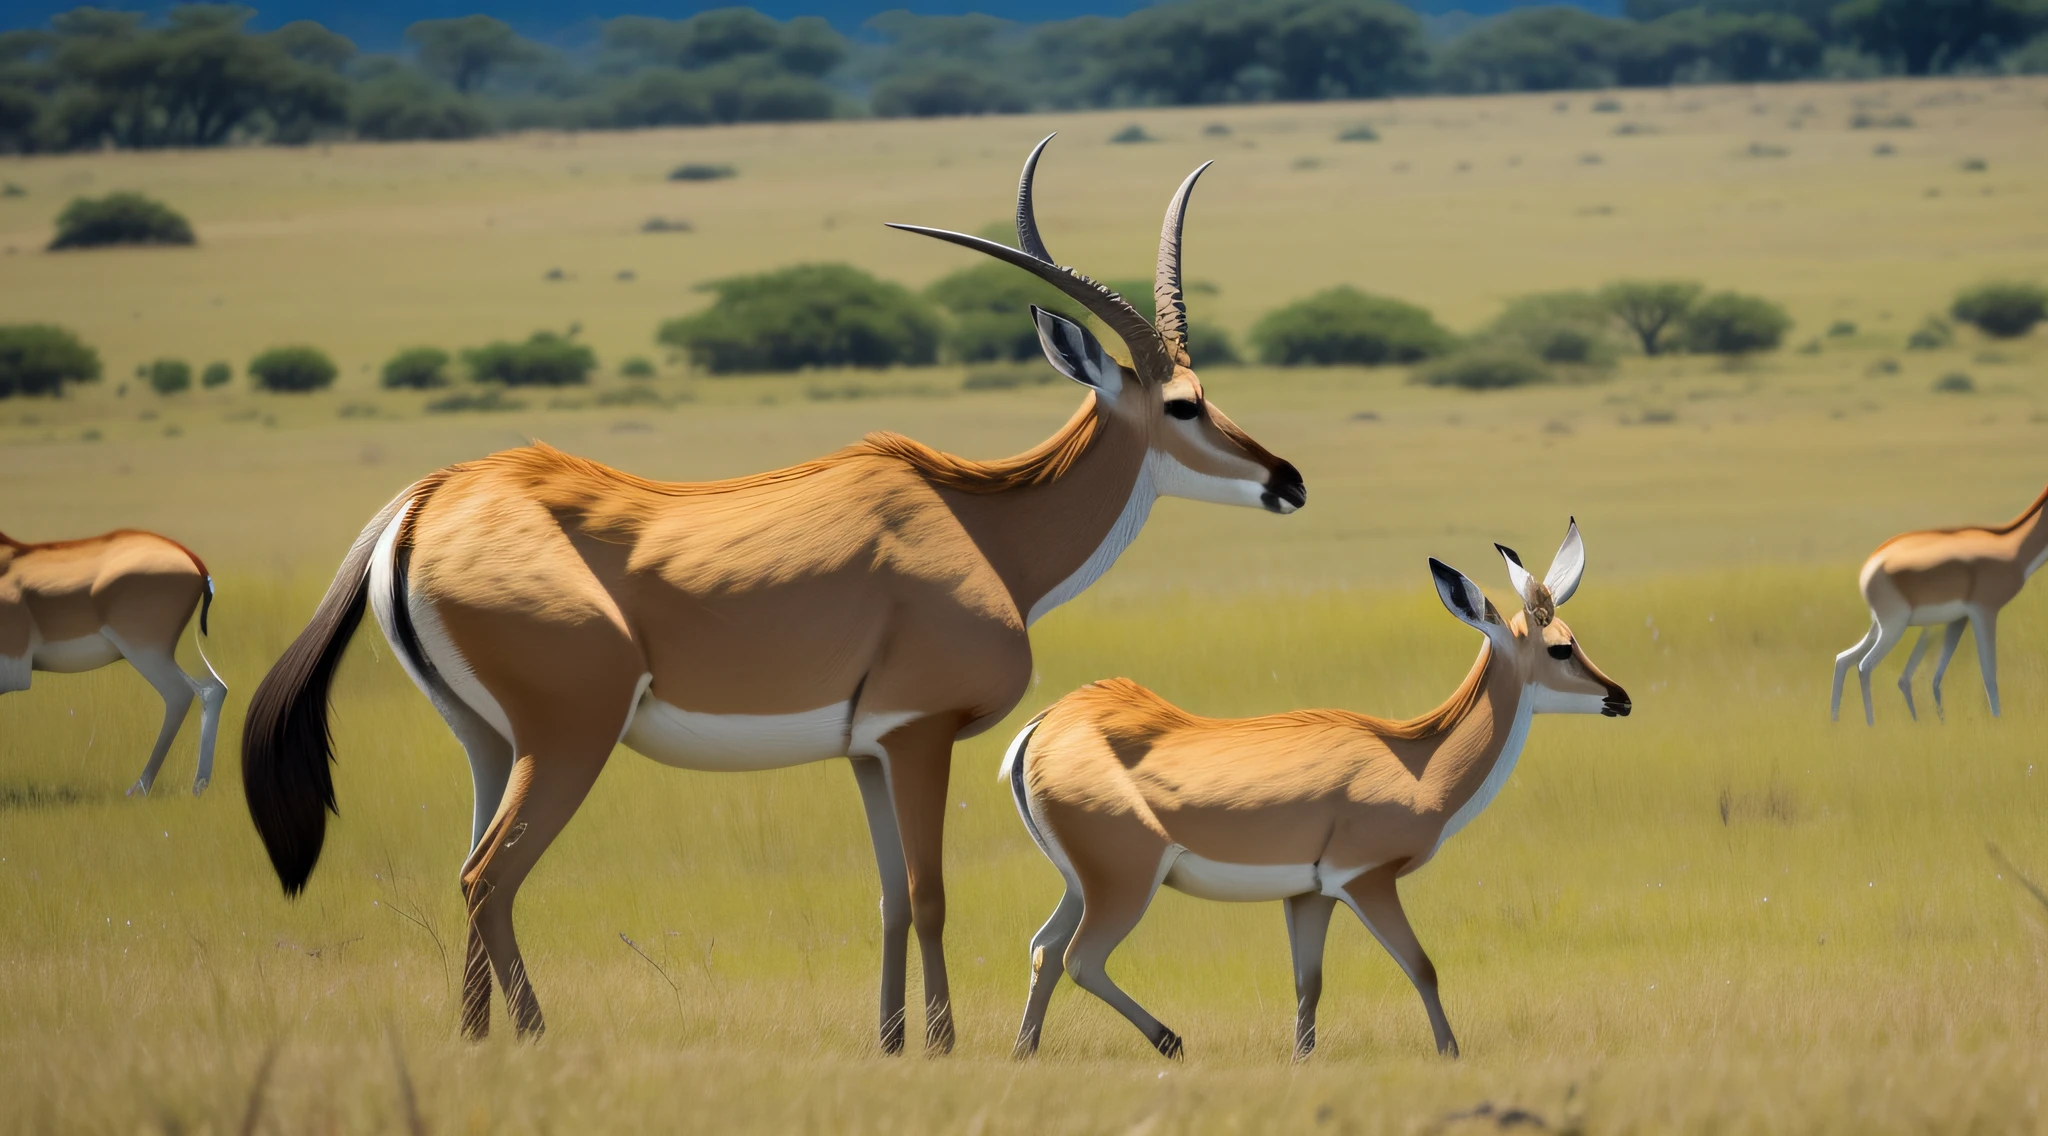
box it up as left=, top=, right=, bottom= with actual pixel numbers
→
left=3, top=78, right=2048, bottom=1133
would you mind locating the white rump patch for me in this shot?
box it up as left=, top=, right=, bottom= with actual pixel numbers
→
left=33, top=633, right=121, bottom=674
left=368, top=501, right=514, bottom=744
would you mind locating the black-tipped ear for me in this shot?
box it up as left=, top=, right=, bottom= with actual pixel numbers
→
left=1429, top=557, right=1483, bottom=623
left=1495, top=544, right=1524, bottom=567
left=1032, top=305, right=1123, bottom=394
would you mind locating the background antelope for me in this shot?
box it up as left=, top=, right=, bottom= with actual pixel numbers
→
left=1831, top=481, right=2047, bottom=724
left=0, top=528, right=226, bottom=796
left=1003, top=522, right=1628, bottom=1060
left=241, top=136, right=1305, bottom=1051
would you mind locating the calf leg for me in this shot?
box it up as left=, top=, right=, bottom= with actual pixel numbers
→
left=1968, top=608, right=2000, bottom=717
left=877, top=715, right=966, bottom=1054
left=1283, top=892, right=1338, bottom=1059
left=1342, top=866, right=1458, bottom=1057
left=1896, top=628, right=1934, bottom=721
left=1013, top=884, right=1083, bottom=1058
left=1930, top=619, right=1967, bottom=720
left=1832, top=619, right=1877, bottom=722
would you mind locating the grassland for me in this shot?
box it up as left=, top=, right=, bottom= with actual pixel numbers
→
left=2, top=79, right=2048, bottom=1134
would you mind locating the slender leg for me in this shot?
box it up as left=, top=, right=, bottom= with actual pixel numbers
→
left=187, top=648, right=227, bottom=795
left=1832, top=619, right=1878, bottom=722
left=1283, top=892, right=1338, bottom=1059
left=1062, top=848, right=1179, bottom=1058
left=850, top=756, right=913, bottom=1054
left=1013, top=884, right=1083, bottom=1058
left=1968, top=607, right=2000, bottom=717
left=1930, top=619, right=1967, bottom=720
left=1896, top=629, right=1934, bottom=722
left=118, top=646, right=196, bottom=797
left=1341, top=866, right=1458, bottom=1057
left=877, top=715, right=965, bottom=1054
left=1856, top=616, right=1907, bottom=727
left=460, top=735, right=613, bottom=1040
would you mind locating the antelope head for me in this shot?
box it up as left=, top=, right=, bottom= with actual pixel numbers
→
left=890, top=135, right=1306, bottom=515
left=1428, top=519, right=1631, bottom=718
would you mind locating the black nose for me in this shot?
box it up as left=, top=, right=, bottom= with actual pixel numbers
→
left=1261, top=461, right=1306, bottom=513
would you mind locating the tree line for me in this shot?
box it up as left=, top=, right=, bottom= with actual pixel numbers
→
left=2, top=0, right=2045, bottom=152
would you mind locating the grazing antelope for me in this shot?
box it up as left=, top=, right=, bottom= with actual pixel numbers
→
left=0, top=529, right=226, bottom=796
left=1003, top=522, right=1628, bottom=1061
left=241, top=135, right=1306, bottom=1050
left=1831, top=481, right=2048, bottom=725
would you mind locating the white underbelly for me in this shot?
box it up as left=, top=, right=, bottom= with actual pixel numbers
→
left=33, top=633, right=121, bottom=673
left=624, top=695, right=894, bottom=772
left=1910, top=601, right=1970, bottom=626
left=1161, top=851, right=1377, bottom=903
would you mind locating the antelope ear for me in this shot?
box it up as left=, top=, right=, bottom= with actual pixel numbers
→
left=1430, top=558, right=1507, bottom=637
left=1496, top=543, right=1542, bottom=609
left=1545, top=518, right=1585, bottom=606
left=1032, top=306, right=1125, bottom=396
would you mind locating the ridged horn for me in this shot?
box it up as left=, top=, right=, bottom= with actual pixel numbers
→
left=1015, top=133, right=1056, bottom=263
left=890, top=138, right=1175, bottom=383
left=1154, top=160, right=1212, bottom=362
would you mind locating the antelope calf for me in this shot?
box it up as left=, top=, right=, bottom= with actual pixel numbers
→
left=1, top=529, right=226, bottom=795
left=1003, top=522, right=1628, bottom=1060
left=1832, top=481, right=2047, bottom=724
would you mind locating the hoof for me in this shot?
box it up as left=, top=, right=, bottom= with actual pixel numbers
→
left=191, top=779, right=209, bottom=797
left=125, top=780, right=149, bottom=798
left=1155, top=1029, right=1184, bottom=1060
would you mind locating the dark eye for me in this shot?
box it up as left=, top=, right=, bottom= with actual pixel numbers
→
left=1164, top=399, right=1202, bottom=421
left=1548, top=644, right=1574, bottom=660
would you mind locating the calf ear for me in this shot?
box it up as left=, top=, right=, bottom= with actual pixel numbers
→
left=1431, top=558, right=1517, bottom=654
left=1033, top=306, right=1125, bottom=396
left=1496, top=543, right=1542, bottom=609
left=1544, top=518, right=1585, bottom=606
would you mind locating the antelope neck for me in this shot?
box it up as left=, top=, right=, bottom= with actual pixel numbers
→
left=2010, top=490, right=2048, bottom=577
left=941, top=400, right=1153, bottom=626
left=1407, top=643, right=1534, bottom=826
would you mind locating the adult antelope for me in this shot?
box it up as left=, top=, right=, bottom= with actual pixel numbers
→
left=1, top=528, right=226, bottom=796
left=242, top=136, right=1305, bottom=1050
left=1003, top=522, right=1628, bottom=1060
left=1831, top=481, right=2047, bottom=725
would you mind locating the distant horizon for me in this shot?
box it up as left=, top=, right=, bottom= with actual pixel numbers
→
left=0, top=0, right=1620, bottom=51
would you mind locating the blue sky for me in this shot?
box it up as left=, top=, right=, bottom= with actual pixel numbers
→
left=0, top=0, right=1609, bottom=52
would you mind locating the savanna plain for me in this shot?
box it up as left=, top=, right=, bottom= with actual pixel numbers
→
left=3, top=80, right=2048, bottom=1134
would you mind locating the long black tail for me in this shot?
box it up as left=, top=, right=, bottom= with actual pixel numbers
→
left=242, top=493, right=410, bottom=895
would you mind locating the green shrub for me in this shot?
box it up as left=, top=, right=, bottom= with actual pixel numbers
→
left=426, top=388, right=527, bottom=413
left=1681, top=292, right=1792, bottom=355
left=1827, top=320, right=1858, bottom=337
left=620, top=356, right=657, bottom=379
left=1599, top=280, right=1703, bottom=356
left=926, top=262, right=1090, bottom=364
left=49, top=192, right=195, bottom=250
left=249, top=346, right=338, bottom=393
left=146, top=358, right=191, bottom=395
left=1932, top=371, right=1975, bottom=393
left=1849, top=111, right=1914, bottom=129
left=660, top=263, right=941, bottom=374
left=1109, top=124, right=1156, bottom=144
left=200, top=361, right=232, bottom=388
left=465, top=332, right=597, bottom=387
left=1591, top=97, right=1622, bottom=112
left=871, top=67, right=1025, bottom=117
left=1951, top=281, right=2048, bottom=339
left=669, top=163, right=737, bottom=182
left=0, top=324, right=101, bottom=398
left=1337, top=124, right=1379, bottom=142
left=1906, top=316, right=1954, bottom=350
left=1250, top=287, right=1454, bottom=366
left=1189, top=324, right=1242, bottom=366
left=1097, top=278, right=1238, bottom=365
left=381, top=346, right=452, bottom=390
left=1482, top=291, right=1619, bottom=367
left=1418, top=348, right=1551, bottom=390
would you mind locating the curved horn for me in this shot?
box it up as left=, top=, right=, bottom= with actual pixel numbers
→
left=889, top=223, right=1172, bottom=382
left=1015, top=133, right=1056, bottom=263
left=1154, top=160, right=1213, bottom=361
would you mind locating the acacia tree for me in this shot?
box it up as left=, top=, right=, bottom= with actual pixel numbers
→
left=1599, top=280, right=1702, bottom=356
left=1832, top=0, right=2038, bottom=74
left=406, top=16, right=542, bottom=94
